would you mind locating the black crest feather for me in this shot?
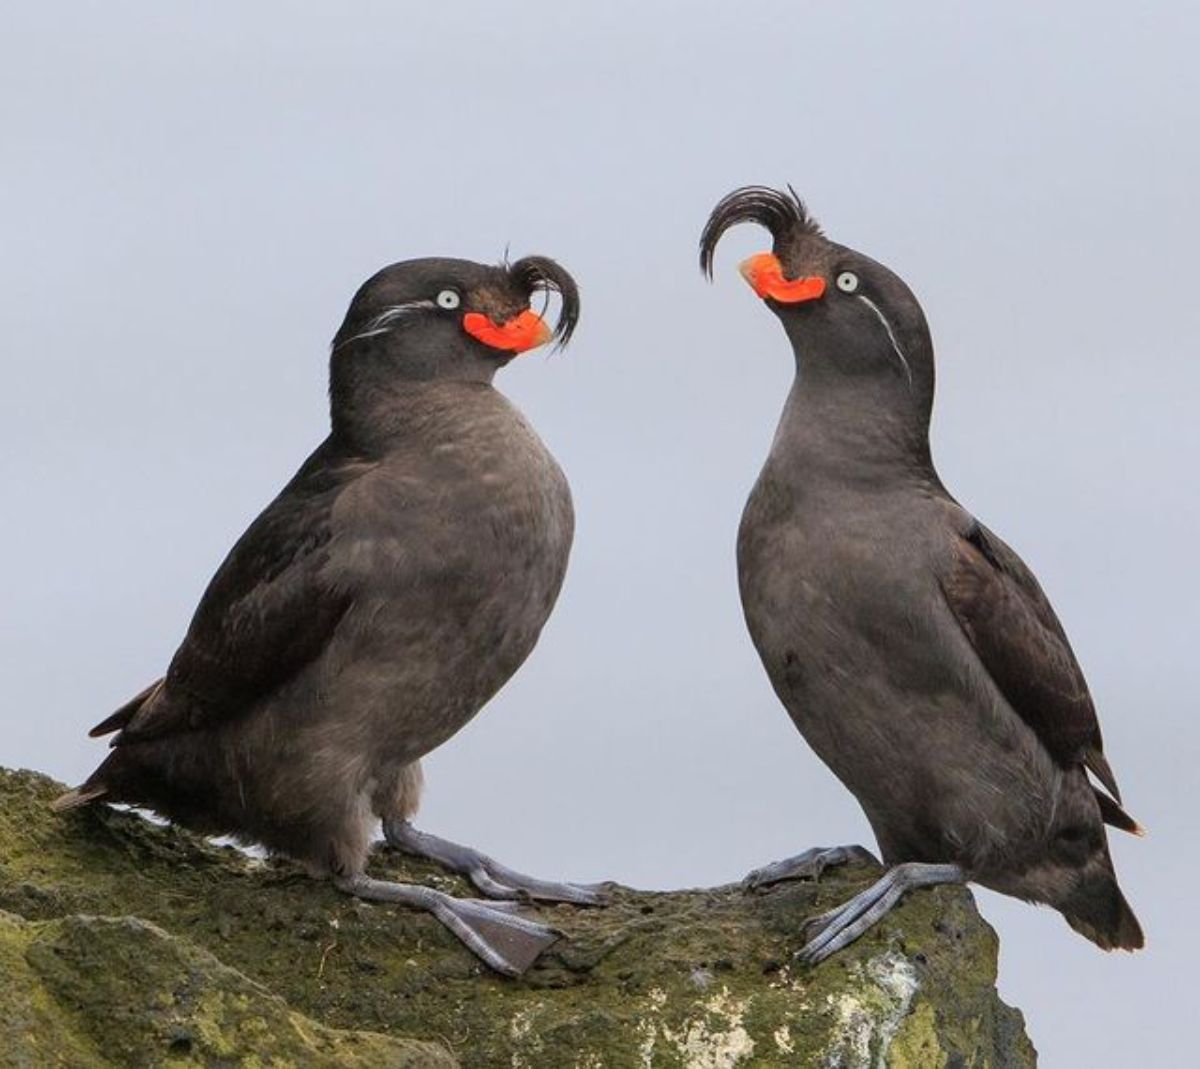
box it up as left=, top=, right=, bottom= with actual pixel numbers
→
left=699, top=185, right=822, bottom=278
left=508, top=255, right=580, bottom=348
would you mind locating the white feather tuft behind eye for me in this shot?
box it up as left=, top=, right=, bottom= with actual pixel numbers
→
left=856, top=293, right=914, bottom=390
left=333, top=299, right=435, bottom=350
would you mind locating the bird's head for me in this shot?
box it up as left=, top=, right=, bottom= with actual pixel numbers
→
left=700, top=186, right=934, bottom=413
left=331, top=254, right=578, bottom=381
left=327, top=254, right=578, bottom=445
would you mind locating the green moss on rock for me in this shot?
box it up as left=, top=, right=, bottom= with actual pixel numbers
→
left=0, top=769, right=1036, bottom=1067
left=1, top=910, right=450, bottom=1068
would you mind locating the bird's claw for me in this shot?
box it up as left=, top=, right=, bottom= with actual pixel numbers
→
left=743, top=844, right=877, bottom=892
left=792, top=861, right=964, bottom=967
left=467, top=864, right=606, bottom=906
left=334, top=875, right=558, bottom=977
left=383, top=820, right=608, bottom=907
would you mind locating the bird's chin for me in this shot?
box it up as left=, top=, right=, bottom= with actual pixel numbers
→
left=779, top=319, right=821, bottom=362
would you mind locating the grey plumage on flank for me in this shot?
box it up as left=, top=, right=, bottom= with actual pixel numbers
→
left=700, top=187, right=1143, bottom=964
left=56, top=254, right=602, bottom=976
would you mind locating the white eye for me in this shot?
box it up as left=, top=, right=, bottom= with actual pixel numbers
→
left=436, top=289, right=461, bottom=310
left=835, top=271, right=859, bottom=293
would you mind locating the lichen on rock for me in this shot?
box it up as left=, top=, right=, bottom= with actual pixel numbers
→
left=0, top=769, right=1036, bottom=1067
left=6, top=911, right=452, bottom=1067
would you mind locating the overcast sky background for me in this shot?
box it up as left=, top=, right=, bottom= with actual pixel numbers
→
left=3, top=3, right=1197, bottom=1063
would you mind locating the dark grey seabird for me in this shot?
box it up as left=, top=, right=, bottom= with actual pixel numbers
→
left=56, top=254, right=602, bottom=975
left=699, top=187, right=1144, bottom=964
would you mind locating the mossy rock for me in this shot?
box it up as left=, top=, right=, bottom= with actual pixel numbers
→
left=0, top=769, right=1036, bottom=1067
left=1, top=911, right=453, bottom=1068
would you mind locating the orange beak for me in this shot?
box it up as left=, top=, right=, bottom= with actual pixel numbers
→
left=738, top=252, right=827, bottom=304
left=462, top=309, right=553, bottom=353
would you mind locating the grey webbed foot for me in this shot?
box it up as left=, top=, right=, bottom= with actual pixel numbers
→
left=334, top=873, right=558, bottom=977
left=384, top=819, right=607, bottom=906
left=796, top=861, right=964, bottom=966
left=743, top=844, right=878, bottom=891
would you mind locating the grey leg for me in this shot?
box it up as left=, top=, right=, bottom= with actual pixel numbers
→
left=796, top=862, right=964, bottom=966
left=334, top=873, right=558, bottom=977
left=743, top=844, right=879, bottom=891
left=383, top=819, right=607, bottom=906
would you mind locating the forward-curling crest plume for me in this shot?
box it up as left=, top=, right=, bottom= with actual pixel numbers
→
left=506, top=255, right=580, bottom=348
left=700, top=185, right=823, bottom=277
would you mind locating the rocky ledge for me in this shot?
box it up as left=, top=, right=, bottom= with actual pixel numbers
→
left=0, top=769, right=1034, bottom=1067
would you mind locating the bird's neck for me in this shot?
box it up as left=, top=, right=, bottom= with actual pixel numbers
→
left=769, top=374, right=938, bottom=489
left=328, top=332, right=508, bottom=454
left=329, top=378, right=500, bottom=456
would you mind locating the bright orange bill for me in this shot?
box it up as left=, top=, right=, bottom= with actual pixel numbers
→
left=462, top=310, right=552, bottom=353
left=739, top=253, right=827, bottom=303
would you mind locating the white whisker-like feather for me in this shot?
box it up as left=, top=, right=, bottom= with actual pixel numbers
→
left=334, top=300, right=435, bottom=350
left=857, top=294, right=914, bottom=390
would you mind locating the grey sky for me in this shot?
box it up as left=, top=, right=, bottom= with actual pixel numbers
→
left=3, top=3, right=1196, bottom=1063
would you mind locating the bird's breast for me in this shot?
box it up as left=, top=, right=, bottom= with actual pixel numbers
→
left=303, top=407, right=572, bottom=761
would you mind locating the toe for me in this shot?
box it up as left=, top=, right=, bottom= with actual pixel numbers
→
left=796, top=938, right=833, bottom=967
left=468, top=867, right=525, bottom=901
left=743, top=858, right=819, bottom=891
left=527, top=881, right=608, bottom=906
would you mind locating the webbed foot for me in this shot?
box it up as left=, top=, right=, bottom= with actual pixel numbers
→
left=743, top=844, right=878, bottom=891
left=796, top=861, right=964, bottom=966
left=334, top=873, right=558, bottom=977
left=384, top=819, right=608, bottom=906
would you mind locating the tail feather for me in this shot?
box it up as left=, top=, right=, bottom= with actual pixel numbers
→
left=1062, top=869, right=1144, bottom=951
left=1095, top=788, right=1145, bottom=836
left=1084, top=747, right=1122, bottom=804
left=51, top=783, right=108, bottom=812
left=89, top=678, right=163, bottom=739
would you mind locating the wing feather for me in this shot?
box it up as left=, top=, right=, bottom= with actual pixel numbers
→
left=100, top=441, right=360, bottom=744
left=940, top=516, right=1130, bottom=814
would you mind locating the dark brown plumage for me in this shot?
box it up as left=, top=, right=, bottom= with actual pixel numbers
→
left=943, top=520, right=1125, bottom=807
left=701, top=186, right=1142, bottom=962
left=57, top=255, right=600, bottom=975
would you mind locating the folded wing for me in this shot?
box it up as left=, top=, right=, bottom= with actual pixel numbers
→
left=940, top=516, right=1139, bottom=832
left=92, top=444, right=358, bottom=745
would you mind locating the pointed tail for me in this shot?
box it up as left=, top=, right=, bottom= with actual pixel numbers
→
left=89, top=678, right=163, bottom=739
left=50, top=782, right=108, bottom=813
left=1094, top=788, right=1145, bottom=837
left=1061, top=865, right=1144, bottom=951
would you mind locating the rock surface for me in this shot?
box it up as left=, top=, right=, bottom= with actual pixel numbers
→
left=0, top=769, right=1035, bottom=1067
